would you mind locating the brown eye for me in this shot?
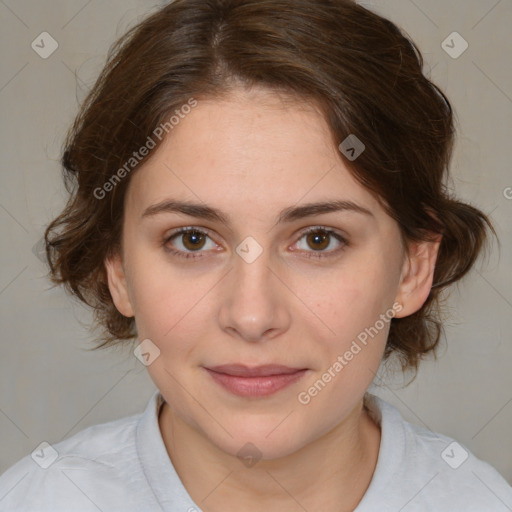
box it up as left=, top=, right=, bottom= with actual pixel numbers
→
left=181, top=230, right=207, bottom=251
left=294, top=227, right=348, bottom=259
left=305, top=230, right=330, bottom=251
left=164, top=227, right=217, bottom=258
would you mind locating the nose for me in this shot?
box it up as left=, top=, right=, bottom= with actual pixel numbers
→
left=217, top=244, right=291, bottom=343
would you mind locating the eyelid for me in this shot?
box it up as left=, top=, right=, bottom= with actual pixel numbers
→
left=163, top=225, right=349, bottom=259
left=163, top=226, right=220, bottom=256
left=165, top=226, right=218, bottom=243
left=296, top=225, right=347, bottom=239
left=291, top=225, right=349, bottom=258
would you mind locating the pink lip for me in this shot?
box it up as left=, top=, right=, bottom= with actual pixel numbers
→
left=204, top=364, right=308, bottom=397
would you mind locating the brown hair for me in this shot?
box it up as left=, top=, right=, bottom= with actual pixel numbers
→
left=45, top=0, right=497, bottom=376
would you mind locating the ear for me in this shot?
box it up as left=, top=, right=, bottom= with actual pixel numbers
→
left=393, top=234, right=442, bottom=318
left=104, top=251, right=135, bottom=318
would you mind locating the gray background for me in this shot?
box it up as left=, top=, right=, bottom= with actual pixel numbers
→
left=1, top=0, right=511, bottom=484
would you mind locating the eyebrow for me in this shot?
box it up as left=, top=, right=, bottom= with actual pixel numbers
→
left=141, top=199, right=373, bottom=225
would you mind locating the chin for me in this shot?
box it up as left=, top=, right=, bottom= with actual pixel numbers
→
left=204, top=418, right=311, bottom=462
left=223, top=437, right=302, bottom=463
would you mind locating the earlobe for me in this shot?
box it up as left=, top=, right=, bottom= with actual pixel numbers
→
left=104, top=252, right=135, bottom=318
left=394, top=235, right=442, bottom=318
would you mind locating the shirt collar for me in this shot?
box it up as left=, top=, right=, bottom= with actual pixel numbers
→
left=135, top=389, right=404, bottom=512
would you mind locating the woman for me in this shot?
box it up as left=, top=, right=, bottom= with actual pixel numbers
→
left=1, top=1, right=511, bottom=510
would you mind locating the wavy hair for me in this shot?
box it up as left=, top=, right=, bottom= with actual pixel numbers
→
left=44, top=0, right=497, bottom=377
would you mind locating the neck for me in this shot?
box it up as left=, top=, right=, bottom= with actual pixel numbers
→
left=158, top=398, right=381, bottom=512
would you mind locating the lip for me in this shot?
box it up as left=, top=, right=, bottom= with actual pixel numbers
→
left=204, top=364, right=308, bottom=397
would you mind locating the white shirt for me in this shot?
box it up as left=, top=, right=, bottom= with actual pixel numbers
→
left=1, top=390, right=511, bottom=511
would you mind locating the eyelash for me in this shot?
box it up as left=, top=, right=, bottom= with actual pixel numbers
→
left=163, top=226, right=349, bottom=261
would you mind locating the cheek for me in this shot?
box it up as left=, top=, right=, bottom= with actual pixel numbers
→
left=295, top=257, right=395, bottom=404
left=126, top=232, right=398, bottom=359
left=132, top=282, right=205, bottom=344
left=123, top=243, right=207, bottom=336
left=304, top=260, right=393, bottom=340
left=297, top=281, right=391, bottom=419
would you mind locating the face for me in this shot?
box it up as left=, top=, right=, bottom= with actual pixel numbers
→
left=106, top=86, right=437, bottom=460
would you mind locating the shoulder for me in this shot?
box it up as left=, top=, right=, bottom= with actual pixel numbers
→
left=361, top=394, right=512, bottom=511
left=405, top=421, right=512, bottom=509
left=0, top=412, right=143, bottom=512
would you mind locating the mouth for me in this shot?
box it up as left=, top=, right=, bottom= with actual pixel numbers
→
left=203, top=364, right=309, bottom=398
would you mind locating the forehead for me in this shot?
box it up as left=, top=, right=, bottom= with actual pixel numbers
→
left=125, top=88, right=383, bottom=219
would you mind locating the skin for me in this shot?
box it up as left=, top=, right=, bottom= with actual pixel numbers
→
left=105, top=86, right=441, bottom=512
